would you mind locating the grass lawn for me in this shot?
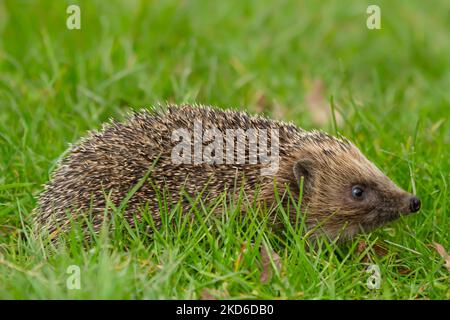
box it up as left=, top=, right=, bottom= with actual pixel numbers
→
left=0, top=0, right=448, bottom=299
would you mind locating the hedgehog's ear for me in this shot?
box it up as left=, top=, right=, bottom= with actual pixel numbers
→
left=293, top=159, right=314, bottom=188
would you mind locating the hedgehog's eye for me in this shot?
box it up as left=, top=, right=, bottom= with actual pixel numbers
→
left=351, top=186, right=364, bottom=199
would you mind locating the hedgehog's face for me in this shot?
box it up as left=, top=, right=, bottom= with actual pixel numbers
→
left=292, top=144, right=420, bottom=241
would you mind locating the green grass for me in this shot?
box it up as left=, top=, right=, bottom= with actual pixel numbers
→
left=0, top=0, right=449, bottom=299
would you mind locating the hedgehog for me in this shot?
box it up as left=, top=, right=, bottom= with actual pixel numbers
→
left=33, top=104, right=421, bottom=242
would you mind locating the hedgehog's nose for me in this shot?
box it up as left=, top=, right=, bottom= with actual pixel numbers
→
left=409, top=196, right=421, bottom=213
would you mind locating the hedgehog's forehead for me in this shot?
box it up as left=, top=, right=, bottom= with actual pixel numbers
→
left=301, top=134, right=383, bottom=177
left=316, top=144, right=387, bottom=183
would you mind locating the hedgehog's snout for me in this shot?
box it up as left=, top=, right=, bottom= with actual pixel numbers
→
left=399, top=193, right=421, bottom=215
left=409, top=195, right=421, bottom=213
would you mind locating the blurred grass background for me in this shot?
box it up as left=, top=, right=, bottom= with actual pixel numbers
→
left=0, top=0, right=448, bottom=299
